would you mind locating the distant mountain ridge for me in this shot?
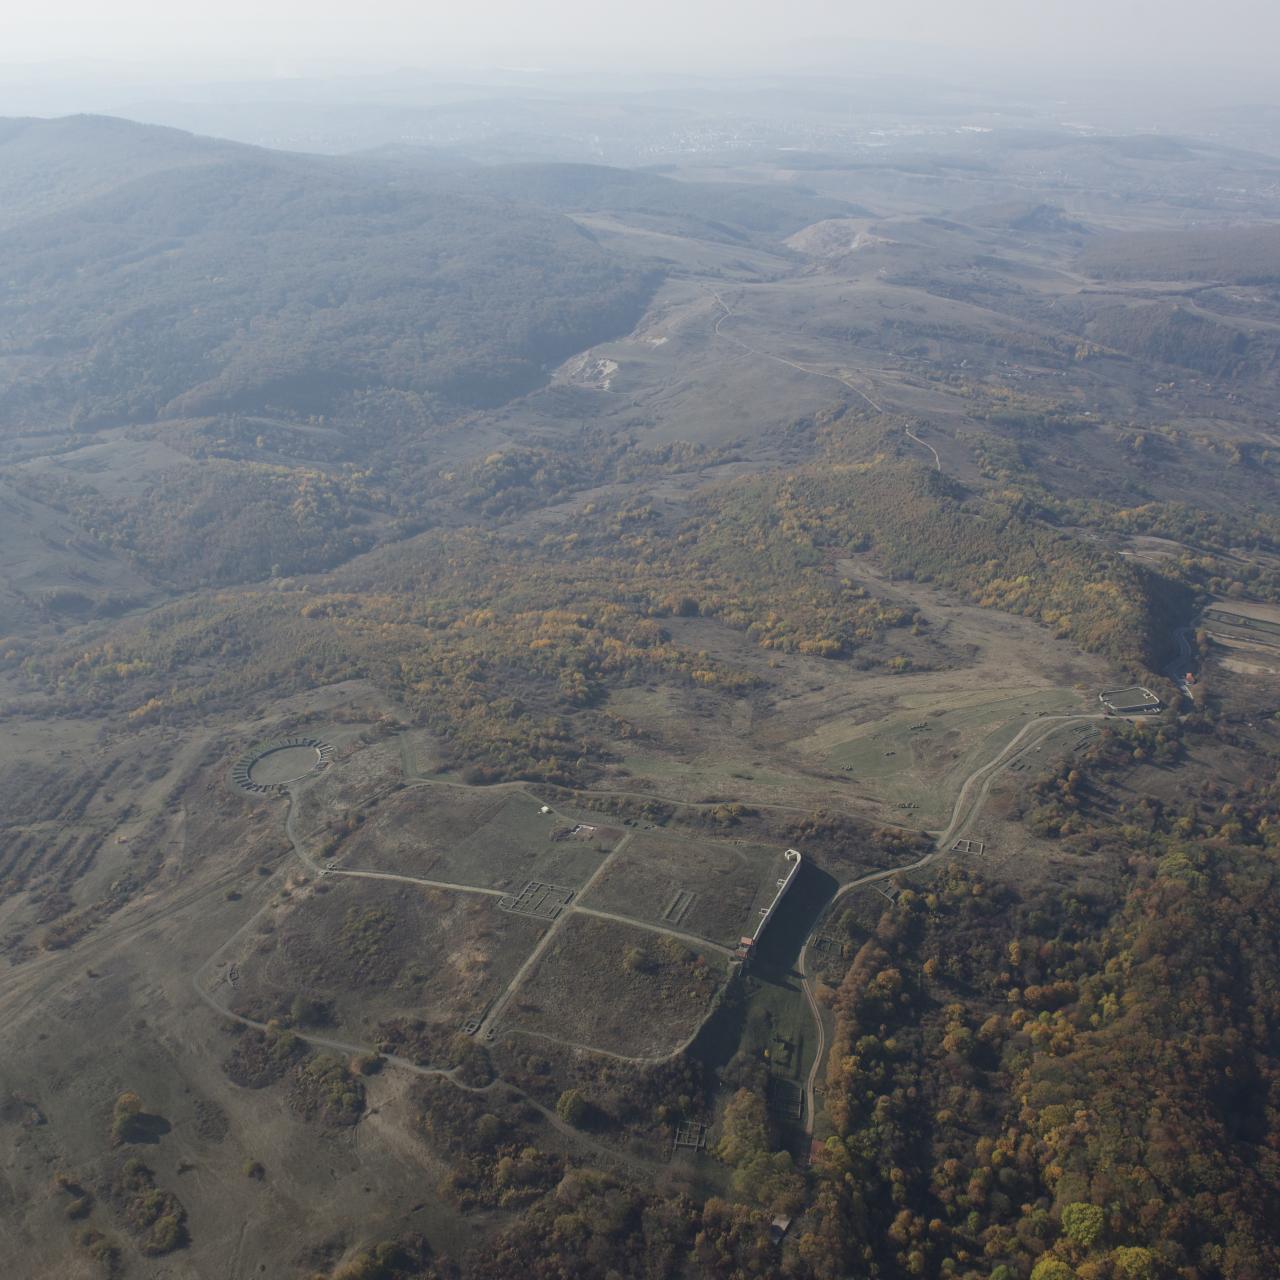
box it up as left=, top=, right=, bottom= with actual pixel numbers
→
left=0, top=117, right=864, bottom=431
left=0, top=114, right=251, bottom=232
left=417, top=159, right=870, bottom=241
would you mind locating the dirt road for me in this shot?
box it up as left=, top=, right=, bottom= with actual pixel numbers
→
left=903, top=424, right=942, bottom=471
left=473, top=832, right=633, bottom=1040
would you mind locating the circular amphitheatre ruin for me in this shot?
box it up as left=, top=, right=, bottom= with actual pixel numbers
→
left=231, top=737, right=334, bottom=794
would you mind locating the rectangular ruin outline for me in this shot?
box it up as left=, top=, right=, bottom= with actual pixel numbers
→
left=672, top=1120, right=708, bottom=1154
left=498, top=879, right=576, bottom=920
left=662, top=887, right=697, bottom=925
left=1098, top=685, right=1161, bottom=714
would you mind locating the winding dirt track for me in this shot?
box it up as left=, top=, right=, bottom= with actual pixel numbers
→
left=710, top=287, right=945, bottom=472
left=192, top=975, right=665, bottom=1171
left=705, top=285, right=1158, bottom=1134
left=903, top=424, right=942, bottom=472
left=0, top=287, right=1182, bottom=1164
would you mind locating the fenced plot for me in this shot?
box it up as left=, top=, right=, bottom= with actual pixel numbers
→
left=506, top=914, right=728, bottom=1059
left=1098, top=686, right=1160, bottom=714
left=222, top=878, right=542, bottom=1042
left=325, top=786, right=619, bottom=889
left=1204, top=607, right=1280, bottom=644
left=952, top=838, right=986, bottom=855
left=579, top=830, right=784, bottom=947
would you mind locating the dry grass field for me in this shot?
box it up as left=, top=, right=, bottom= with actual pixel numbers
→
left=593, top=572, right=1103, bottom=830
left=1202, top=597, right=1280, bottom=677
left=215, top=877, right=546, bottom=1043
left=326, top=784, right=622, bottom=890
left=579, top=831, right=789, bottom=947
left=506, top=914, right=729, bottom=1058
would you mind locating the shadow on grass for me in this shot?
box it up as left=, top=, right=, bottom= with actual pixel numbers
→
left=752, top=860, right=839, bottom=976
left=687, top=860, right=837, bottom=1077
left=121, top=1112, right=172, bottom=1145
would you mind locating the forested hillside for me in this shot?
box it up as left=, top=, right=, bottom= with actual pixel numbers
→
left=709, top=456, right=1181, bottom=668
left=0, top=114, right=246, bottom=230
left=0, top=119, right=657, bottom=428
left=805, top=741, right=1280, bottom=1279
left=1079, top=225, right=1280, bottom=283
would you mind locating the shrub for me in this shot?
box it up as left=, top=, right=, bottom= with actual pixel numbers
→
left=555, top=1088, right=589, bottom=1127
left=1030, top=1260, right=1076, bottom=1280
left=110, top=1092, right=144, bottom=1145
left=141, top=1213, right=186, bottom=1256
left=1110, top=1247, right=1156, bottom=1280
left=1061, top=1202, right=1105, bottom=1249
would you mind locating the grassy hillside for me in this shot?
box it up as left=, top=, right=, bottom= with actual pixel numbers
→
left=5, top=112, right=1280, bottom=1280
left=1083, top=302, right=1256, bottom=377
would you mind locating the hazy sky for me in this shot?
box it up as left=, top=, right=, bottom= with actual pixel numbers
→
left=5, top=0, right=1279, bottom=78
